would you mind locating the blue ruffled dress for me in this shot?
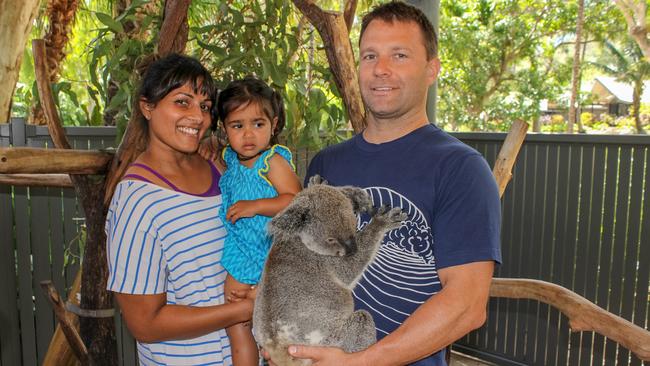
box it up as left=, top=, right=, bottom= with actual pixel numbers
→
left=219, top=144, right=295, bottom=284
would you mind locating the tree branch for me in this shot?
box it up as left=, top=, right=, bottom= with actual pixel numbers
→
left=491, top=278, right=650, bottom=361
left=292, top=0, right=366, bottom=132
left=343, top=0, right=358, bottom=32
left=158, top=0, right=191, bottom=55
left=32, top=39, right=71, bottom=149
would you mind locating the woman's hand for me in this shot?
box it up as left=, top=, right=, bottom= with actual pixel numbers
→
left=226, top=200, right=259, bottom=223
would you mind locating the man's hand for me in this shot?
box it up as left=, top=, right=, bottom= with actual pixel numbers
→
left=226, top=200, right=259, bottom=223
left=287, top=345, right=365, bottom=366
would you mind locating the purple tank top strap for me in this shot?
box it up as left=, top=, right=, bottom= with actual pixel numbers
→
left=130, top=162, right=180, bottom=191
left=204, top=161, right=221, bottom=196
left=127, top=161, right=221, bottom=197
left=122, top=174, right=153, bottom=184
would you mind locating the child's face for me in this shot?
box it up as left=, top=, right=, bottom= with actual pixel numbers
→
left=141, top=82, right=212, bottom=155
left=223, top=101, right=277, bottom=162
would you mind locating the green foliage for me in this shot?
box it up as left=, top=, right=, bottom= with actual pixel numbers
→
left=190, top=0, right=350, bottom=148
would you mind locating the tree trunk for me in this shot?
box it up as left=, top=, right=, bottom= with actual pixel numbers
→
left=0, top=0, right=40, bottom=123
left=292, top=0, right=366, bottom=133
left=33, top=38, right=118, bottom=365
left=568, top=0, right=585, bottom=134
left=633, top=80, right=645, bottom=134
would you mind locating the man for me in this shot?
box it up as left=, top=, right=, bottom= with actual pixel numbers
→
left=283, top=2, right=502, bottom=365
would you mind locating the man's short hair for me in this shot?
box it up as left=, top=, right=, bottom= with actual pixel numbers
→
left=360, top=1, right=438, bottom=59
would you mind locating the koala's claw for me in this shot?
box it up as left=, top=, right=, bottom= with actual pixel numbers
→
left=308, top=175, right=328, bottom=187
left=373, top=205, right=406, bottom=228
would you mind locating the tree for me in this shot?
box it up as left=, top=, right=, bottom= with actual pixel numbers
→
left=0, top=0, right=40, bottom=123
left=614, top=0, right=650, bottom=62
left=568, top=0, right=585, bottom=133
left=438, top=0, right=573, bottom=131
left=591, top=40, right=650, bottom=133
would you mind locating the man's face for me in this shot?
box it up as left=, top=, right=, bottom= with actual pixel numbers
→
left=358, top=19, right=439, bottom=122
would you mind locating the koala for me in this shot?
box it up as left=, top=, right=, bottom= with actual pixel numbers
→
left=253, top=175, right=406, bottom=366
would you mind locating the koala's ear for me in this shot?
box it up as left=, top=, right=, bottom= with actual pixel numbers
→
left=307, top=174, right=328, bottom=187
left=268, top=204, right=310, bottom=236
left=339, top=187, right=373, bottom=214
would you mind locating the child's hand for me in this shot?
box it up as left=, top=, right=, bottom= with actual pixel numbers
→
left=227, top=286, right=256, bottom=302
left=226, top=200, right=259, bottom=223
left=198, top=134, right=220, bottom=161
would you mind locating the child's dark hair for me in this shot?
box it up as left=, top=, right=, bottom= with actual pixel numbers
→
left=216, top=76, right=285, bottom=145
left=136, top=53, right=218, bottom=133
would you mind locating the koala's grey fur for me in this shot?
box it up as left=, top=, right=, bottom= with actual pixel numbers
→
left=253, top=175, right=406, bottom=366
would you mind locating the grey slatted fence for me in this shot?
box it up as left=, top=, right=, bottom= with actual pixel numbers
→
left=456, top=133, right=650, bottom=366
left=1, top=119, right=649, bottom=366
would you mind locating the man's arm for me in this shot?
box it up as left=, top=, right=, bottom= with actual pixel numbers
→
left=287, top=260, right=494, bottom=366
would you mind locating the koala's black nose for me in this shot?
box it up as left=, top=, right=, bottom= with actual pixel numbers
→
left=343, top=236, right=357, bottom=256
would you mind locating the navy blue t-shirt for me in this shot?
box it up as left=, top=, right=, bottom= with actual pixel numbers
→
left=305, top=124, right=501, bottom=366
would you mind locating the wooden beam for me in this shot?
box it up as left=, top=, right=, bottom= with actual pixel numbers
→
left=492, top=120, right=528, bottom=197
left=0, top=147, right=113, bottom=174
left=40, top=280, right=90, bottom=365
left=0, top=173, right=73, bottom=187
left=490, top=278, right=650, bottom=361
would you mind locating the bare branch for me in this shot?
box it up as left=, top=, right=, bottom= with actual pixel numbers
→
left=292, top=0, right=365, bottom=132
left=32, top=39, right=72, bottom=149
left=491, top=278, right=650, bottom=361
left=343, top=0, right=358, bottom=32
left=0, top=147, right=112, bottom=174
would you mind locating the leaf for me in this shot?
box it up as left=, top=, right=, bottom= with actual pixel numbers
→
left=196, top=39, right=227, bottom=59
left=95, top=12, right=124, bottom=34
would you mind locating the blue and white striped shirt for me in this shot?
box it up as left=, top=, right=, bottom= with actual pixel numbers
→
left=106, top=180, right=232, bottom=365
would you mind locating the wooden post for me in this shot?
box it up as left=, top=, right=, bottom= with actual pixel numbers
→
left=492, top=120, right=528, bottom=197
left=42, top=272, right=84, bottom=366
left=41, top=280, right=90, bottom=365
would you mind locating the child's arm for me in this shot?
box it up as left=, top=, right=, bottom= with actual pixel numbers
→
left=225, top=155, right=301, bottom=223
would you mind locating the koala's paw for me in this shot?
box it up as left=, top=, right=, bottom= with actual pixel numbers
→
left=340, top=187, right=373, bottom=213
left=308, top=174, right=328, bottom=187
left=373, top=205, right=407, bottom=230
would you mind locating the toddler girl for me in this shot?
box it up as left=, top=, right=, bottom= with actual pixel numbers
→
left=217, top=76, right=301, bottom=365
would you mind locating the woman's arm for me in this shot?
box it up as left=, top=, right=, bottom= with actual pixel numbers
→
left=225, top=155, right=301, bottom=222
left=115, top=292, right=254, bottom=343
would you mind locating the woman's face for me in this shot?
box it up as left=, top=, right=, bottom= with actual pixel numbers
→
left=140, top=82, right=212, bottom=156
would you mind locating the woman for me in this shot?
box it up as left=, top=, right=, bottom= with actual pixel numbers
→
left=105, top=53, right=252, bottom=365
